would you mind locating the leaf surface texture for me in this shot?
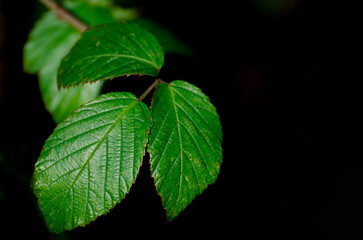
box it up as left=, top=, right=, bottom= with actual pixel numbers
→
left=148, top=80, right=223, bottom=220
left=58, top=22, right=164, bottom=88
left=33, top=92, right=150, bottom=233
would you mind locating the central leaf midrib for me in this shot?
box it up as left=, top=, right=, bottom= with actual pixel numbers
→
left=167, top=84, right=184, bottom=215
left=51, top=99, right=139, bottom=225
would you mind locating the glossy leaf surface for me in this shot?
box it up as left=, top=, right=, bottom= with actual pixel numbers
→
left=58, top=22, right=164, bottom=88
left=148, top=80, right=223, bottom=220
left=33, top=92, right=150, bottom=233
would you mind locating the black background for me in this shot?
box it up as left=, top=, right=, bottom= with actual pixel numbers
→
left=0, top=0, right=362, bottom=239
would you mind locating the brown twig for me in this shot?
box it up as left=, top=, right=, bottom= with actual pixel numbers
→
left=39, top=0, right=88, bottom=32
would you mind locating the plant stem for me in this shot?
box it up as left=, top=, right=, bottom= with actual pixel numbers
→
left=138, top=79, right=162, bottom=102
left=39, top=0, right=88, bottom=32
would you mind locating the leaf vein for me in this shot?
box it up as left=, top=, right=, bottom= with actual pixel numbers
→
left=48, top=100, right=138, bottom=227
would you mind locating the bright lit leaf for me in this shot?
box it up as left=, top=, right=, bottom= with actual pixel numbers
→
left=33, top=92, right=150, bottom=233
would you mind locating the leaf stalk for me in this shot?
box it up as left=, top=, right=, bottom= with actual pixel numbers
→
left=138, top=78, right=163, bottom=102
left=39, top=0, right=88, bottom=32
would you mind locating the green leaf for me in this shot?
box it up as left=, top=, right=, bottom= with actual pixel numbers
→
left=63, top=0, right=139, bottom=20
left=23, top=12, right=79, bottom=74
left=24, top=1, right=122, bottom=123
left=62, top=0, right=114, bottom=8
left=148, top=80, right=223, bottom=220
left=24, top=2, right=121, bottom=74
left=39, top=59, right=102, bottom=123
left=63, top=1, right=115, bottom=25
left=33, top=92, right=150, bottom=233
left=23, top=11, right=103, bottom=123
left=58, top=22, right=164, bottom=88
left=110, top=5, right=139, bottom=21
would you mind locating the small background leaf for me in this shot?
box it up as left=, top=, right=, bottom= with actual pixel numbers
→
left=23, top=12, right=79, bottom=74
left=33, top=92, right=150, bottom=233
left=39, top=58, right=102, bottom=123
left=62, top=0, right=114, bottom=8
left=148, top=80, right=223, bottom=220
left=63, top=1, right=115, bottom=25
left=58, top=22, right=164, bottom=88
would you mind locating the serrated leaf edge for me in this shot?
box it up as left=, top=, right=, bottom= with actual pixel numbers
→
left=33, top=93, right=150, bottom=233
left=147, top=80, right=223, bottom=221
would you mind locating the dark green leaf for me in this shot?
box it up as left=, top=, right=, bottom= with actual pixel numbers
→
left=63, top=1, right=115, bottom=25
left=62, top=0, right=113, bottom=8
left=58, top=22, right=164, bottom=88
left=148, top=80, right=223, bottom=220
left=33, top=92, right=150, bottom=233
left=63, top=0, right=139, bottom=20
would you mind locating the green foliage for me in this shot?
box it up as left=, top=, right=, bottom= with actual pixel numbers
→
left=58, top=22, right=164, bottom=88
left=24, top=11, right=79, bottom=74
left=62, top=0, right=114, bottom=8
left=33, top=92, right=149, bottom=233
left=63, top=1, right=115, bottom=25
left=39, top=60, right=102, bottom=123
left=24, top=0, right=191, bottom=122
left=27, top=0, right=223, bottom=234
left=63, top=0, right=139, bottom=20
left=23, top=8, right=106, bottom=123
left=148, top=81, right=223, bottom=220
